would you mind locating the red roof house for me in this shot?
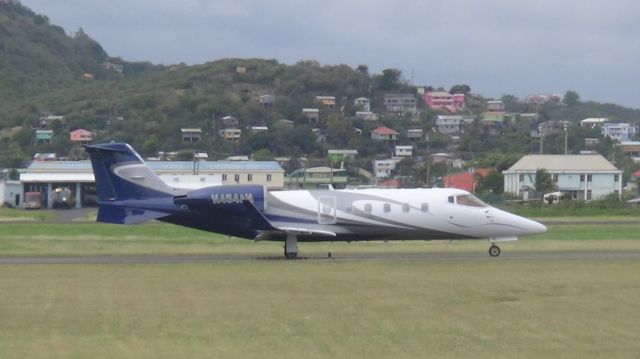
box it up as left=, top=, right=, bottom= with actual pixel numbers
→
left=371, top=126, right=399, bottom=141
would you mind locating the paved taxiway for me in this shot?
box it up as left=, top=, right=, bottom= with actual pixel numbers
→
left=1, top=250, right=639, bottom=264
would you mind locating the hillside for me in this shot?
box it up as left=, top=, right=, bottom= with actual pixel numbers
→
left=1, top=1, right=640, bottom=187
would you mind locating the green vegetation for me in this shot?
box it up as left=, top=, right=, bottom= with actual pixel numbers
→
left=0, top=207, right=55, bottom=221
left=1, top=258, right=639, bottom=358
left=1, top=221, right=640, bottom=357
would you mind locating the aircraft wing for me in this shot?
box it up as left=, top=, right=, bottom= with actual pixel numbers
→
left=276, top=227, right=337, bottom=237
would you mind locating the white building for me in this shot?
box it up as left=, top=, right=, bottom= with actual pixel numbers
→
left=503, top=154, right=622, bottom=201
left=354, top=97, right=371, bottom=112
left=580, top=118, right=608, bottom=128
left=373, top=159, right=399, bottom=178
left=601, top=123, right=637, bottom=142
left=394, top=146, right=413, bottom=157
left=435, top=115, right=463, bottom=134
left=10, top=160, right=284, bottom=209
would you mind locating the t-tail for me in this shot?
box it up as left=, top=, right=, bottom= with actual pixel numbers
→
left=84, top=143, right=179, bottom=224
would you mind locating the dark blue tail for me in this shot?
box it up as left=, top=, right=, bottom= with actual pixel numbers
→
left=85, top=143, right=175, bottom=224
left=85, top=143, right=173, bottom=201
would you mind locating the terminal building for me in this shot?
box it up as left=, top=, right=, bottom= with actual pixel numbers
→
left=4, top=160, right=284, bottom=209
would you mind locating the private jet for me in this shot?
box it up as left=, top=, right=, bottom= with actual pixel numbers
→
left=85, top=143, right=546, bottom=259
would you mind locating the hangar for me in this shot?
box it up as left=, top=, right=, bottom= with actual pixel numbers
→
left=5, top=160, right=284, bottom=209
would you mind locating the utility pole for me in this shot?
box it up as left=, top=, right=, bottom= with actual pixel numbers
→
left=538, top=124, right=544, bottom=154
left=563, top=121, right=568, bottom=155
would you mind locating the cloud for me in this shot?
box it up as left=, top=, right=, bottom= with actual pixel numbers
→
left=19, top=0, right=640, bottom=107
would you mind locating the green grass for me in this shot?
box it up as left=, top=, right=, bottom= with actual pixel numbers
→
left=0, top=207, right=55, bottom=222
left=1, top=222, right=640, bottom=256
left=0, top=261, right=639, bottom=358
left=1, top=221, right=640, bottom=358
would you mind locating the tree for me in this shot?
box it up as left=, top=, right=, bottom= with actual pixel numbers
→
left=374, top=68, right=402, bottom=91
left=564, top=90, right=580, bottom=107
left=534, top=168, right=555, bottom=194
left=449, top=84, right=471, bottom=95
left=476, top=171, right=504, bottom=194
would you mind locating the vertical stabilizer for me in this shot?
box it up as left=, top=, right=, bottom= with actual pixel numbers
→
left=85, top=143, right=174, bottom=201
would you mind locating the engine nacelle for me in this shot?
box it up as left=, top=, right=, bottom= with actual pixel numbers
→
left=174, top=184, right=266, bottom=213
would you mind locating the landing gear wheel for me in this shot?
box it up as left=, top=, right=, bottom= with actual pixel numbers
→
left=489, top=245, right=501, bottom=257
left=284, top=250, right=298, bottom=259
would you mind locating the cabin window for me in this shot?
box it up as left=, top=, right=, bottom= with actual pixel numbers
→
left=364, top=203, right=372, bottom=213
left=421, top=203, right=429, bottom=212
left=448, top=196, right=454, bottom=204
left=402, top=203, right=410, bottom=213
left=200, top=177, right=206, bottom=182
left=174, top=177, right=179, bottom=182
left=383, top=203, right=391, bottom=213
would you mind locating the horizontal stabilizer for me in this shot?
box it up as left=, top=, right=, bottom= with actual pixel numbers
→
left=97, top=205, right=170, bottom=225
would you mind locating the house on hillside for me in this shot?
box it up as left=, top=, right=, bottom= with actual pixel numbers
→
left=371, top=126, right=399, bottom=141
left=384, top=94, right=417, bottom=115
left=181, top=128, right=202, bottom=142
left=394, top=145, right=413, bottom=157
left=423, top=91, right=465, bottom=113
left=436, top=115, right=463, bottom=134
left=259, top=94, right=275, bottom=107
left=219, top=128, right=241, bottom=141
left=354, top=97, right=371, bottom=111
left=35, top=130, right=53, bottom=144
left=302, top=108, right=319, bottom=123
left=581, top=118, right=608, bottom=129
left=316, top=96, right=336, bottom=109
left=69, top=129, right=93, bottom=144
left=601, top=123, right=637, bottom=142
left=355, top=111, right=378, bottom=121
left=503, top=154, right=622, bottom=200
left=486, top=100, right=505, bottom=112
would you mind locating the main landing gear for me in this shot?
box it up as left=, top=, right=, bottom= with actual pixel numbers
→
left=488, top=244, right=501, bottom=257
left=284, top=232, right=299, bottom=259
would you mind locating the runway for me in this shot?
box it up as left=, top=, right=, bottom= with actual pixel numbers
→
left=1, top=250, right=640, bottom=265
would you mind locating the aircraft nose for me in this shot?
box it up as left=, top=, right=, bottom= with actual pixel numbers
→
left=523, top=218, right=547, bottom=235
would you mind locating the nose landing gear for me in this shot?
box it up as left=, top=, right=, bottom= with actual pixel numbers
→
left=488, top=245, right=501, bottom=257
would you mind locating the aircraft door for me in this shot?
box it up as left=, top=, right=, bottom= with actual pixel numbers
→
left=317, top=196, right=337, bottom=224
left=445, top=195, right=492, bottom=227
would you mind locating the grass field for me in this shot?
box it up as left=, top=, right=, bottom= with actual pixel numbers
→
left=1, top=217, right=640, bottom=358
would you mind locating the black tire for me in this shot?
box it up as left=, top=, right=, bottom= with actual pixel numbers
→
left=489, top=245, right=501, bottom=257
left=284, top=250, right=298, bottom=259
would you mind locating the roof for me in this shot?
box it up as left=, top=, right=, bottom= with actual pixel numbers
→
left=505, top=155, right=619, bottom=172
left=372, top=126, right=399, bottom=135
left=23, top=160, right=283, bottom=173
left=181, top=128, right=202, bottom=133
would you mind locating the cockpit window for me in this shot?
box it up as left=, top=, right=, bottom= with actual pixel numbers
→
left=455, top=194, right=488, bottom=207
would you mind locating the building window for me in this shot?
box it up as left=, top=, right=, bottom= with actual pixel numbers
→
left=402, top=203, right=410, bottom=213
left=586, top=190, right=592, bottom=200
left=247, top=174, right=253, bottom=182
left=421, top=203, right=429, bottom=212
left=234, top=174, right=240, bottom=183
left=552, top=174, right=558, bottom=182
left=614, top=174, right=619, bottom=182
left=519, top=174, right=524, bottom=182
left=222, top=174, right=227, bottom=181
left=383, top=203, right=391, bottom=213
left=580, top=175, right=585, bottom=182
left=364, top=203, right=372, bottom=213
left=267, top=174, right=272, bottom=182
left=587, top=175, right=592, bottom=182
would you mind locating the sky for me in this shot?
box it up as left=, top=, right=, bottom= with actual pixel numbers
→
left=20, top=0, right=640, bottom=108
